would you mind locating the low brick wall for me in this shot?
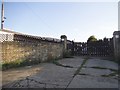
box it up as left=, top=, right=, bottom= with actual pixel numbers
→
left=1, top=40, right=64, bottom=64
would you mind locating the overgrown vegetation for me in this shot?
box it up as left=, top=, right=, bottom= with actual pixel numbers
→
left=87, top=35, right=97, bottom=42
left=2, top=53, right=74, bottom=70
left=63, top=51, right=74, bottom=58
left=2, top=59, right=40, bottom=70
left=0, top=64, right=2, bottom=70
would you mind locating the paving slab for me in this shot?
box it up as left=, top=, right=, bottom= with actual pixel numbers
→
left=14, top=79, right=45, bottom=88
left=3, top=78, right=67, bottom=88
left=67, top=75, right=118, bottom=88
left=46, top=84, right=66, bottom=88
left=27, top=63, right=77, bottom=86
left=2, top=57, right=118, bottom=89
left=84, top=59, right=118, bottom=70
left=79, top=68, right=113, bottom=76
left=2, top=63, right=77, bottom=88
left=57, top=57, right=84, bottom=68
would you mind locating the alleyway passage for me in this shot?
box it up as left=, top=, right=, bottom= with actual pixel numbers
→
left=2, top=56, right=118, bottom=89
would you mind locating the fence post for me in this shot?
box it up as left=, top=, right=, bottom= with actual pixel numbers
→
left=113, top=31, right=120, bottom=61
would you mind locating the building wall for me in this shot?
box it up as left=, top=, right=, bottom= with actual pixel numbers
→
left=1, top=40, right=64, bottom=64
left=0, top=34, right=14, bottom=42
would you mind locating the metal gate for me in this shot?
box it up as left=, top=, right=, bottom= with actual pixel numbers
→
left=67, top=38, right=114, bottom=57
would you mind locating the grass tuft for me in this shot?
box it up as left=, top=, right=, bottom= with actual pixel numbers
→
left=52, top=60, right=73, bottom=68
left=74, top=57, right=88, bottom=77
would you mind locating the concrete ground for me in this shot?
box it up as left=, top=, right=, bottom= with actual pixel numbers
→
left=2, top=56, right=119, bottom=89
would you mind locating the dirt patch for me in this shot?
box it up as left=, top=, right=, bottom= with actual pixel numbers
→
left=2, top=64, right=43, bottom=85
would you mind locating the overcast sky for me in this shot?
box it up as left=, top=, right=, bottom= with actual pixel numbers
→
left=0, top=1, right=118, bottom=42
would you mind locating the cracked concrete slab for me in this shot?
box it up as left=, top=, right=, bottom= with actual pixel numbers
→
left=46, top=84, right=66, bottom=88
left=57, top=57, right=84, bottom=68
left=28, top=63, right=77, bottom=86
left=2, top=57, right=119, bottom=89
left=2, top=80, right=19, bottom=88
left=84, top=59, right=118, bottom=70
left=79, top=68, right=113, bottom=76
left=67, top=75, right=118, bottom=88
left=28, top=80, right=45, bottom=88
left=2, top=64, right=43, bottom=86
left=11, top=79, right=45, bottom=88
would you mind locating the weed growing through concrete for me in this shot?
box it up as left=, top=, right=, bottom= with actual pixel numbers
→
left=52, top=60, right=74, bottom=68
left=101, top=72, right=118, bottom=77
left=90, top=66, right=118, bottom=72
left=73, top=57, right=89, bottom=77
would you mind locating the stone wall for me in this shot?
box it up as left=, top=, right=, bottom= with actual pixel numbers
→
left=1, top=40, right=64, bottom=64
left=113, top=31, right=120, bottom=61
